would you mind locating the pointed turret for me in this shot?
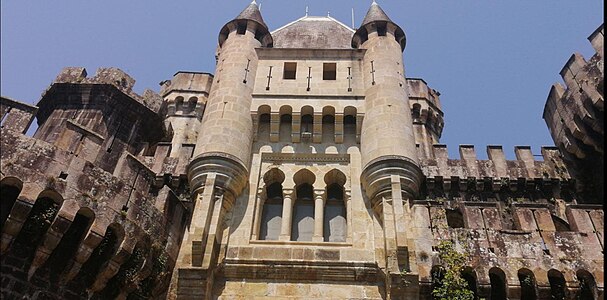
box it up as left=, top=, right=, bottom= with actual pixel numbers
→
left=352, top=1, right=406, bottom=51
left=360, top=1, right=393, bottom=26
left=219, top=1, right=273, bottom=47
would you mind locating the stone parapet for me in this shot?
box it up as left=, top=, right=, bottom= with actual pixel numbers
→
left=543, top=23, right=604, bottom=203
left=50, top=67, right=163, bottom=114
left=0, top=127, right=187, bottom=299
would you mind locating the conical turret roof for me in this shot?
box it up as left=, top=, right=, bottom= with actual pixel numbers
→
left=234, top=1, right=269, bottom=31
left=352, top=1, right=406, bottom=51
left=218, top=1, right=273, bottom=47
left=360, top=1, right=393, bottom=28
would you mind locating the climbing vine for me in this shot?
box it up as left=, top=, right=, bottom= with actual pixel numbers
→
left=431, top=240, right=475, bottom=300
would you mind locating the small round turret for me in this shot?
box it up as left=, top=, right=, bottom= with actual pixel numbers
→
left=356, top=1, right=422, bottom=204
left=352, top=1, right=406, bottom=51
left=190, top=0, right=272, bottom=196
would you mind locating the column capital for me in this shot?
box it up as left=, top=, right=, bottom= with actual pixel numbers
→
left=283, top=188, right=295, bottom=197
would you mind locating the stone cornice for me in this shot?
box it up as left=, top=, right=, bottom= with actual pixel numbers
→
left=261, top=152, right=350, bottom=163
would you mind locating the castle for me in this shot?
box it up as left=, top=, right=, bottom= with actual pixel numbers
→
left=0, top=1, right=603, bottom=299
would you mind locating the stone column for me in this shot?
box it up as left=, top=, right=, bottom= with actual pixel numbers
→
left=250, top=188, right=264, bottom=241
left=312, top=190, right=325, bottom=242
left=279, top=188, right=294, bottom=241
left=345, top=190, right=353, bottom=243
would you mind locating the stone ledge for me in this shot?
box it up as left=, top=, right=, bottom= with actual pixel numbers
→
left=221, top=259, right=380, bottom=283
left=249, top=240, right=352, bottom=247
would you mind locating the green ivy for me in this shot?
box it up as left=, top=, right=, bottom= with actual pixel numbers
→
left=431, top=240, right=475, bottom=300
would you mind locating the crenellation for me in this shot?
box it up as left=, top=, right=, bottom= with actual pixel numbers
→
left=0, top=96, right=38, bottom=134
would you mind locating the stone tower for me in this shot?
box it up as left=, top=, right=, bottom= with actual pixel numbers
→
left=171, top=1, right=273, bottom=298
left=354, top=4, right=424, bottom=296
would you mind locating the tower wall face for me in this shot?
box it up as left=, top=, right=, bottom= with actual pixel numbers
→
left=360, top=31, right=418, bottom=168
left=194, top=27, right=261, bottom=169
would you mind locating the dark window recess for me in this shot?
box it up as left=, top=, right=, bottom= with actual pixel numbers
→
left=446, top=209, right=465, bottom=228
left=377, top=23, right=387, bottom=36
left=59, top=172, right=68, bottom=180
left=283, top=62, right=297, bottom=80
left=323, top=63, right=337, bottom=80
left=236, top=21, right=247, bottom=35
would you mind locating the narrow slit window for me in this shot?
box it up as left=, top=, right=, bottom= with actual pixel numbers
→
left=323, top=63, right=337, bottom=80
left=283, top=62, right=297, bottom=80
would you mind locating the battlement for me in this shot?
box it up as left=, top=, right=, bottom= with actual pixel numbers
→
left=543, top=23, right=603, bottom=203
left=50, top=67, right=163, bottom=113
left=588, top=24, right=604, bottom=58
left=407, top=78, right=442, bottom=110
left=421, top=144, right=570, bottom=181
left=0, top=128, right=187, bottom=298
left=0, top=96, right=38, bottom=134
left=160, top=71, right=214, bottom=98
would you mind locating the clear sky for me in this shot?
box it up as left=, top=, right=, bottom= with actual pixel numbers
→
left=1, top=1, right=603, bottom=159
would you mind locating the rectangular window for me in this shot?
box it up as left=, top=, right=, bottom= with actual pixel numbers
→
left=323, top=63, right=337, bottom=80
left=236, top=21, right=247, bottom=35
left=377, top=24, right=387, bottom=36
left=283, top=62, right=297, bottom=80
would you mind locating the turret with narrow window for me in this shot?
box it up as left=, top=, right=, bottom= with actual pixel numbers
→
left=354, top=1, right=423, bottom=297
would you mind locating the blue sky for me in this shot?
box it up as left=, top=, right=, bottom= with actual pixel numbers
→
left=1, top=1, right=603, bottom=159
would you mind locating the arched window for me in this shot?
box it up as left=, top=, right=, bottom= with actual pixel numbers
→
left=489, top=267, right=507, bottom=300
left=446, top=209, right=465, bottom=228
left=301, top=115, right=313, bottom=137
left=322, top=115, right=335, bottom=144
left=576, top=269, right=597, bottom=300
left=279, top=114, right=292, bottom=142
left=0, top=177, right=22, bottom=230
left=292, top=170, right=315, bottom=241
left=257, top=105, right=271, bottom=141
left=548, top=269, right=566, bottom=300
left=258, top=114, right=271, bottom=140
left=518, top=268, right=537, bottom=300
left=322, top=106, right=335, bottom=144
left=259, top=168, right=285, bottom=241
left=324, top=170, right=347, bottom=242
left=344, top=106, right=357, bottom=143
left=461, top=267, right=478, bottom=299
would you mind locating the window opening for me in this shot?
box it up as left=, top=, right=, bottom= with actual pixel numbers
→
left=323, top=63, right=337, bottom=80
left=446, top=209, right=465, bottom=228
left=283, top=62, right=297, bottom=80
left=236, top=21, right=247, bottom=35
left=377, top=23, right=387, bottom=36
